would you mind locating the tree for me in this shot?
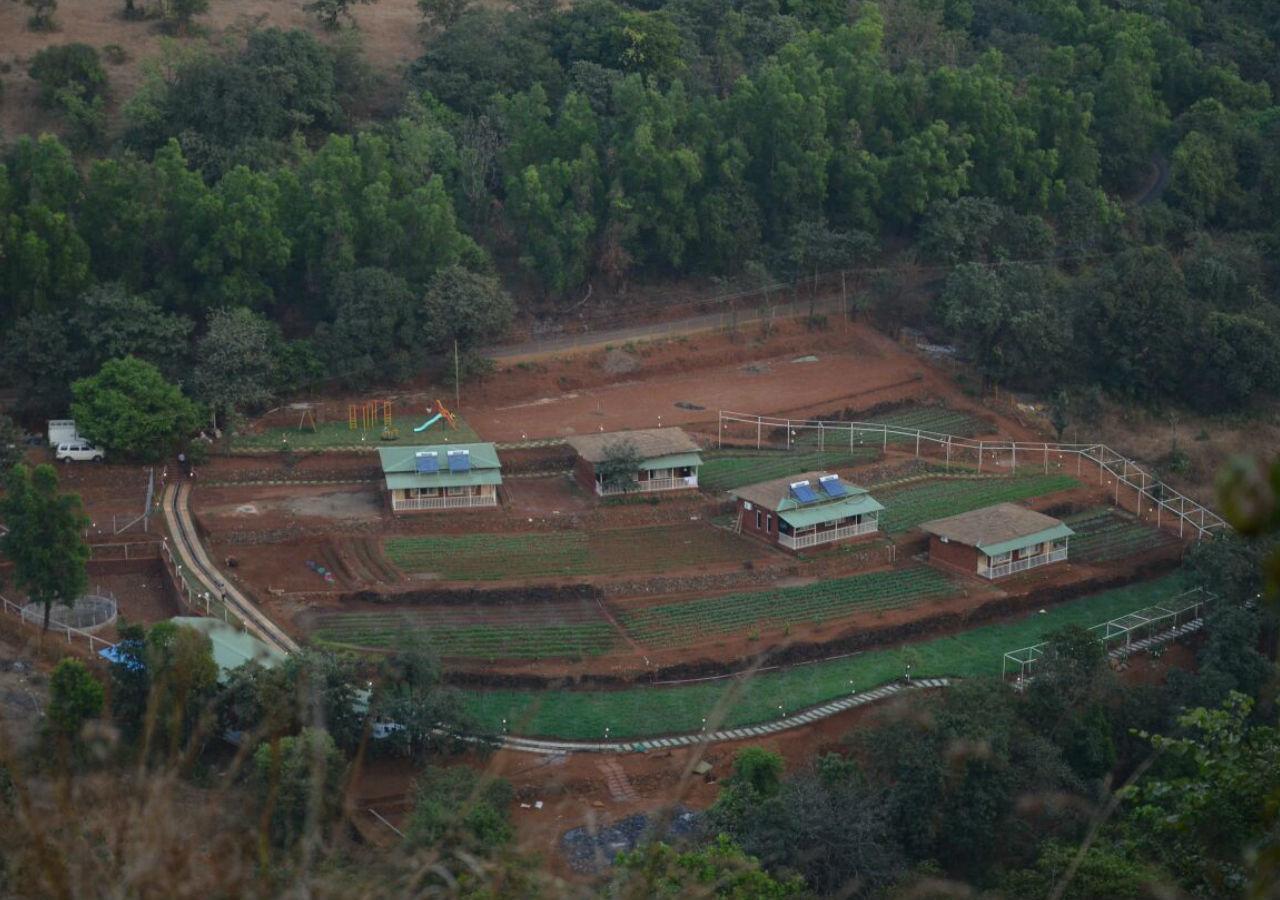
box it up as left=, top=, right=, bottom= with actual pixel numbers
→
left=305, top=0, right=378, bottom=30
left=71, top=357, right=202, bottom=461
left=192, top=307, right=276, bottom=434
left=0, top=464, right=89, bottom=630
left=46, top=658, right=105, bottom=744
left=612, top=835, right=807, bottom=898
left=253, top=728, right=347, bottom=848
left=144, top=622, right=220, bottom=756
left=24, top=0, right=57, bottom=30
left=406, top=765, right=513, bottom=854
left=160, top=0, right=209, bottom=34
left=420, top=265, right=516, bottom=356
left=322, top=268, right=420, bottom=384
left=0, top=416, right=22, bottom=472
left=595, top=438, right=642, bottom=494
left=1049, top=389, right=1070, bottom=440
left=71, top=284, right=194, bottom=381
left=418, top=0, right=470, bottom=31
left=28, top=44, right=106, bottom=108
left=374, top=645, right=469, bottom=761
left=107, top=621, right=151, bottom=743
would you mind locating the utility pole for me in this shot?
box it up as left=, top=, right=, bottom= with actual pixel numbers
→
left=454, top=338, right=461, bottom=409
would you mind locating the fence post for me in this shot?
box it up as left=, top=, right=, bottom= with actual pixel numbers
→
left=819, top=421, right=824, bottom=452
left=978, top=442, right=984, bottom=472
left=915, top=431, right=920, bottom=457
left=1012, top=444, right=1017, bottom=472
left=882, top=425, right=887, bottom=451
left=945, top=437, right=952, bottom=472
left=786, top=420, right=791, bottom=450
left=1043, top=443, right=1049, bottom=474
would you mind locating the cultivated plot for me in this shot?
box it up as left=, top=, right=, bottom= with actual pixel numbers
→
left=1065, top=508, right=1181, bottom=562
left=876, top=474, right=1080, bottom=534
left=460, top=574, right=1186, bottom=739
left=618, top=565, right=955, bottom=648
left=309, top=598, right=620, bottom=659
left=384, top=524, right=767, bottom=581
left=699, top=448, right=880, bottom=492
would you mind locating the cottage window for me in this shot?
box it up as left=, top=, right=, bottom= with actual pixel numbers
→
left=446, top=485, right=467, bottom=497
left=766, top=514, right=773, bottom=533
left=755, top=510, right=762, bottom=530
left=990, top=551, right=1012, bottom=565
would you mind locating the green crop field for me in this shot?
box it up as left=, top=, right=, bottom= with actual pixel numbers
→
left=459, top=574, right=1186, bottom=739
left=1066, top=508, right=1180, bottom=562
left=699, top=448, right=880, bottom=492
left=876, top=474, right=1080, bottom=534
left=234, top=415, right=481, bottom=451
left=385, top=524, right=762, bottom=580
left=309, top=605, right=620, bottom=659
left=619, top=565, right=955, bottom=647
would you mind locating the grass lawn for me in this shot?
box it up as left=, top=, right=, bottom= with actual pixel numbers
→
left=877, top=474, right=1080, bottom=534
left=459, top=574, right=1185, bottom=740
left=699, top=448, right=880, bottom=492
left=234, top=415, right=481, bottom=451
left=619, top=565, right=955, bottom=647
left=385, top=524, right=761, bottom=580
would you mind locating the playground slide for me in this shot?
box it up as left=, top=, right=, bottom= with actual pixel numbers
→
left=413, top=413, right=443, bottom=433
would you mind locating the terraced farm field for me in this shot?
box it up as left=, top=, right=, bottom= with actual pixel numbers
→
left=618, top=565, right=955, bottom=647
left=877, top=474, right=1080, bottom=534
left=1066, top=508, right=1181, bottom=562
left=460, top=574, right=1187, bottom=739
left=700, top=448, right=880, bottom=492
left=309, top=599, right=619, bottom=658
left=384, top=524, right=765, bottom=580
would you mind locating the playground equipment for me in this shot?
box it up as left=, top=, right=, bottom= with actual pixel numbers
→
left=348, top=400, right=392, bottom=432
left=413, top=399, right=458, bottom=433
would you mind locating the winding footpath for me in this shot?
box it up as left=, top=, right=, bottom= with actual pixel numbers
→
left=162, top=481, right=299, bottom=654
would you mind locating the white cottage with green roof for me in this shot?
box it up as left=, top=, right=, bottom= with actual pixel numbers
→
left=377, top=443, right=502, bottom=513
left=920, top=502, right=1073, bottom=579
left=730, top=471, right=884, bottom=551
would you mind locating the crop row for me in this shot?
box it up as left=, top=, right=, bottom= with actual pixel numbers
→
left=699, top=449, right=879, bottom=492
left=619, top=565, right=955, bottom=647
left=385, top=525, right=756, bottom=580
left=458, top=575, right=1189, bottom=740
left=310, top=616, right=619, bottom=658
left=1065, top=509, right=1178, bottom=563
left=876, top=474, right=1080, bottom=534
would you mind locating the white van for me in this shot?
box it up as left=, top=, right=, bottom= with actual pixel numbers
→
left=55, top=440, right=105, bottom=463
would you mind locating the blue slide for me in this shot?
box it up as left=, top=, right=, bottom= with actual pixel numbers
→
left=413, top=413, right=443, bottom=433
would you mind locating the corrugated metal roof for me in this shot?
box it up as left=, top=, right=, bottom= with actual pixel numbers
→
left=920, top=503, right=1072, bottom=550
left=566, top=428, right=701, bottom=463
left=384, top=469, right=503, bottom=490
left=640, top=452, right=703, bottom=470
left=979, top=523, right=1075, bottom=557
left=779, top=494, right=884, bottom=528
left=378, top=443, right=501, bottom=474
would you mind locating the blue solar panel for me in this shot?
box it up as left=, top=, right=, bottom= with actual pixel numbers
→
left=448, top=450, right=470, bottom=473
left=415, top=452, right=439, bottom=473
left=820, top=475, right=848, bottom=498
left=790, top=481, right=818, bottom=503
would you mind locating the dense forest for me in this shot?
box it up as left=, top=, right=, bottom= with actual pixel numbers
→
left=2, top=0, right=1279, bottom=424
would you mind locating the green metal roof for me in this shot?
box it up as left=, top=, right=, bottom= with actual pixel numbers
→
left=641, top=452, right=703, bottom=470
left=378, top=443, right=501, bottom=473
left=384, top=469, right=503, bottom=490
left=170, top=616, right=285, bottom=680
left=978, top=523, right=1075, bottom=557
left=779, top=494, right=885, bottom=528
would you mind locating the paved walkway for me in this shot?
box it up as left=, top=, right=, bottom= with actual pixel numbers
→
left=162, top=482, right=299, bottom=654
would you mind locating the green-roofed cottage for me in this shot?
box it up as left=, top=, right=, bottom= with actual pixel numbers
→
left=920, top=502, right=1073, bottom=579
left=730, top=471, right=885, bottom=551
left=566, top=428, right=703, bottom=497
left=377, top=443, right=502, bottom=513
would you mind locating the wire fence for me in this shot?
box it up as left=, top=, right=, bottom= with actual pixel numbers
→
left=716, top=410, right=1228, bottom=541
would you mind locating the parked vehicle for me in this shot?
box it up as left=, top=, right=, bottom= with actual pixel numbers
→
left=47, top=419, right=79, bottom=447
left=55, top=441, right=105, bottom=463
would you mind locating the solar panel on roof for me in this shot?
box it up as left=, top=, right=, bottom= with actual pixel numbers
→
left=790, top=480, right=818, bottom=503
left=448, top=449, right=471, bottom=472
left=415, top=451, right=439, bottom=473
left=819, top=474, right=848, bottom=498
